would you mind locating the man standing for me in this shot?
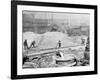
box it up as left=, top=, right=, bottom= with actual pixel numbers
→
left=81, top=38, right=85, bottom=45
left=30, top=40, right=35, bottom=48
left=24, top=40, right=28, bottom=50
left=58, top=40, right=61, bottom=48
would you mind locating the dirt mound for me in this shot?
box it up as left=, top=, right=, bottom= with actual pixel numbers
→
left=37, top=32, right=79, bottom=49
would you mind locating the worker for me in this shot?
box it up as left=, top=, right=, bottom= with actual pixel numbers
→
left=24, top=40, right=28, bottom=50
left=30, top=40, right=35, bottom=48
left=58, top=40, right=61, bottom=48
left=81, top=38, right=85, bottom=45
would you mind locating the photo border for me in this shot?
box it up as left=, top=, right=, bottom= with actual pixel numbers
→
left=11, top=0, right=98, bottom=79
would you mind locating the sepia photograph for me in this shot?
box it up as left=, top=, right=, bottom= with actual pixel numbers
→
left=22, top=11, right=90, bottom=68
